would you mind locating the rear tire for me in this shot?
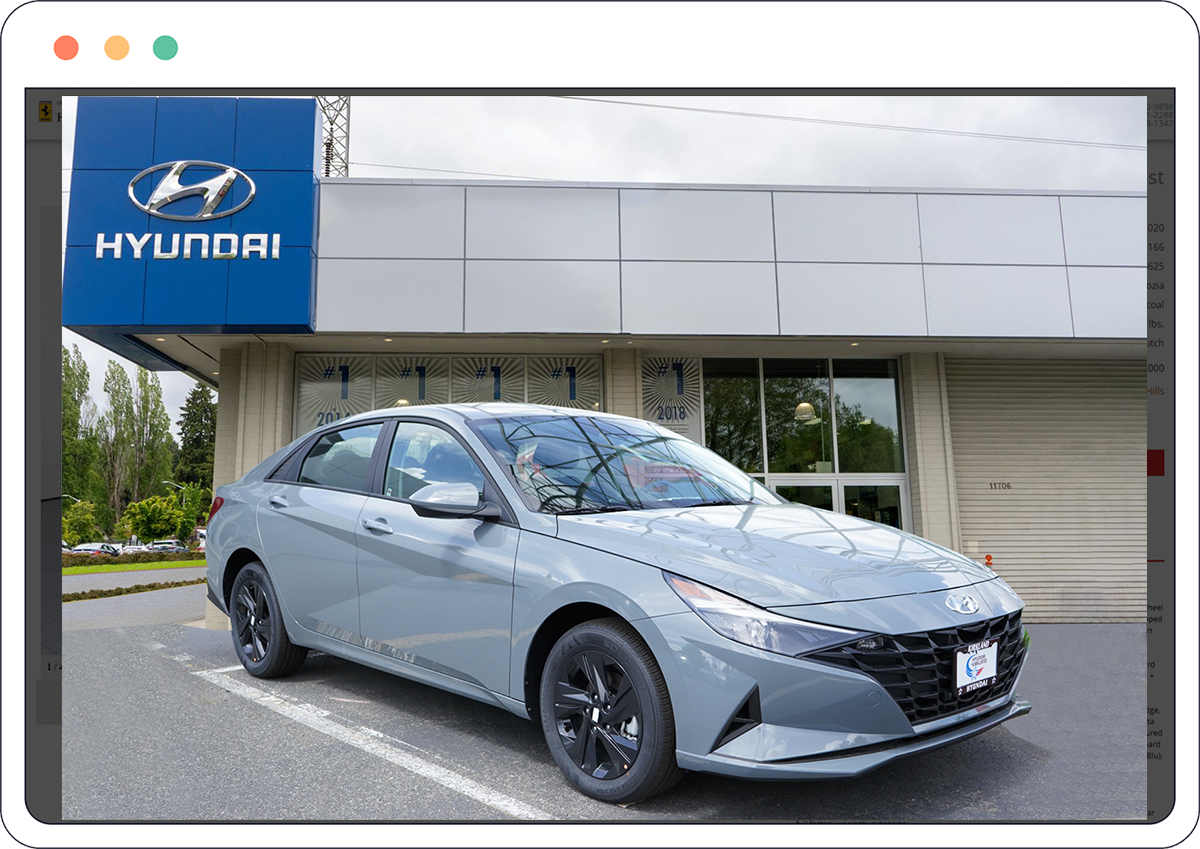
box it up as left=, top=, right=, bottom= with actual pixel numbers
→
left=229, top=562, right=307, bottom=678
left=539, top=618, right=684, bottom=804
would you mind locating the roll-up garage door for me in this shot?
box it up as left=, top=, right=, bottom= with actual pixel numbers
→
left=944, top=359, right=1145, bottom=623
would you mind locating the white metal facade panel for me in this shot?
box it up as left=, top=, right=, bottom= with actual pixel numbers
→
left=466, top=187, right=619, bottom=259
left=319, top=184, right=464, bottom=258
left=944, top=359, right=1145, bottom=623
left=464, top=261, right=620, bottom=333
left=1059, top=196, right=1147, bottom=266
left=773, top=192, right=922, bottom=262
left=777, top=263, right=927, bottom=335
left=1069, top=267, right=1147, bottom=338
left=924, top=265, right=1073, bottom=337
left=918, top=194, right=1066, bottom=265
left=622, top=262, right=777, bottom=334
left=620, top=190, right=775, bottom=260
left=315, top=259, right=464, bottom=332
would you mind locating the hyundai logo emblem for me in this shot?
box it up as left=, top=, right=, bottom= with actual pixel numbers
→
left=945, top=594, right=980, bottom=615
left=128, top=161, right=255, bottom=221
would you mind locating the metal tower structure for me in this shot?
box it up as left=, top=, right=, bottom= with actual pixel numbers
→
left=316, top=96, right=351, bottom=177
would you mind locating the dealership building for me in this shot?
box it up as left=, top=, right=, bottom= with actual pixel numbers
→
left=63, top=96, right=1147, bottom=625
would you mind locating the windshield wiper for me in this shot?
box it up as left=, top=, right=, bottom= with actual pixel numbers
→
left=687, top=499, right=756, bottom=507
left=554, top=505, right=631, bottom=515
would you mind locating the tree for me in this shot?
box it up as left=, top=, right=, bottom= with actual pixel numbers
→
left=97, top=362, right=135, bottom=522
left=130, top=368, right=175, bottom=503
left=175, top=483, right=212, bottom=541
left=174, top=383, right=217, bottom=488
left=61, top=500, right=97, bottom=547
left=61, top=345, right=100, bottom=503
left=122, top=495, right=184, bottom=543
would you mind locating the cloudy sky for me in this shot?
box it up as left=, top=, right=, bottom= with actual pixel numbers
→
left=63, top=94, right=1146, bottom=434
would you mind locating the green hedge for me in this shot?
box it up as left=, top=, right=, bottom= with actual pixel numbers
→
left=61, top=550, right=202, bottom=569
left=62, top=577, right=207, bottom=603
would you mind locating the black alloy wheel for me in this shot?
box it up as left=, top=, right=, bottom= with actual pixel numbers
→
left=540, top=618, right=684, bottom=804
left=552, top=649, right=642, bottom=780
left=228, top=562, right=307, bottom=678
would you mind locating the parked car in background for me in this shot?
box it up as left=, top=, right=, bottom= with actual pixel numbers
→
left=149, top=539, right=188, bottom=553
left=61, top=540, right=69, bottom=552
left=122, top=544, right=148, bottom=554
left=71, top=543, right=119, bottom=557
left=206, top=403, right=1031, bottom=804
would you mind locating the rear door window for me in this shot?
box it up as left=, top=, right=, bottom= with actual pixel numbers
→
left=297, top=423, right=384, bottom=492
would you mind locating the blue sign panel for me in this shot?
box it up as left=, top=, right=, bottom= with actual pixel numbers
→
left=63, top=96, right=320, bottom=362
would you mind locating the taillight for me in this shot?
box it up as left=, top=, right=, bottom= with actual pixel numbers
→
left=208, top=496, right=225, bottom=523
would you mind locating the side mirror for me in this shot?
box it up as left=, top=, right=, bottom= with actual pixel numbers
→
left=409, top=482, right=501, bottom=520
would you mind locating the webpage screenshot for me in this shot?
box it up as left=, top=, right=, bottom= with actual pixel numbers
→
left=2, top=3, right=1196, bottom=848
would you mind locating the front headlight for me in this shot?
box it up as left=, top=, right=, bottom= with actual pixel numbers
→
left=664, top=572, right=873, bottom=657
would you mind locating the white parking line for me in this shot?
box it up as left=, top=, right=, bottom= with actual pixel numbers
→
left=191, top=668, right=555, bottom=821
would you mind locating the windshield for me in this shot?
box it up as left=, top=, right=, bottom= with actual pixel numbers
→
left=470, top=414, right=781, bottom=514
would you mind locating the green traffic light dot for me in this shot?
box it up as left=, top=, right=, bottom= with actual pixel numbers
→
left=153, top=35, right=178, bottom=60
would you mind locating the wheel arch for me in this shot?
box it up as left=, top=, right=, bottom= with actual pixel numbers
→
left=222, top=547, right=266, bottom=610
left=522, top=602, right=624, bottom=720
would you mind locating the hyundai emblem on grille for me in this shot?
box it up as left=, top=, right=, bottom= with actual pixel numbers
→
left=945, top=594, right=980, bottom=615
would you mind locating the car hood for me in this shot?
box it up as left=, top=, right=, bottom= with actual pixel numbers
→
left=555, top=503, right=996, bottom=607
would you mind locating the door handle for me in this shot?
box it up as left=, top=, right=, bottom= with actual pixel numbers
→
left=268, top=495, right=290, bottom=508
left=361, top=518, right=394, bottom=535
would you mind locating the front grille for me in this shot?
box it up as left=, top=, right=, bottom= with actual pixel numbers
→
left=807, top=612, right=1026, bottom=726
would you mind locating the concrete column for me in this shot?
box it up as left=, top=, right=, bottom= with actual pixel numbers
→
left=900, top=352, right=962, bottom=551
left=207, top=340, right=295, bottom=629
left=234, top=341, right=295, bottom=480
left=212, top=347, right=242, bottom=490
left=604, top=348, right=642, bottom=417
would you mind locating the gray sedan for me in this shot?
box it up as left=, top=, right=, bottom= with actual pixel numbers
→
left=205, top=404, right=1030, bottom=804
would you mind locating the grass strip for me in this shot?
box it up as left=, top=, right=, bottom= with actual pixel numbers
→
left=62, top=559, right=205, bottom=576
left=62, top=577, right=207, bottom=603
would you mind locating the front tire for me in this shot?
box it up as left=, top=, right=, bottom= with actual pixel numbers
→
left=229, top=562, right=307, bottom=678
left=539, top=618, right=684, bottom=804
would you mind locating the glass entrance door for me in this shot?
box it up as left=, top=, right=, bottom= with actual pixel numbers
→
left=770, top=476, right=908, bottom=531
left=773, top=484, right=834, bottom=512
left=841, top=484, right=904, bottom=529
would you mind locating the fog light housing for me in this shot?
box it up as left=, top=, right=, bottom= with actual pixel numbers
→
left=855, top=637, right=885, bottom=651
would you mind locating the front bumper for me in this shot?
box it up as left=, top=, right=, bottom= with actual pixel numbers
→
left=636, top=596, right=1031, bottom=781
left=678, top=696, right=1032, bottom=780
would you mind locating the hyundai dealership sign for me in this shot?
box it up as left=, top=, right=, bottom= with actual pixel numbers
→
left=63, top=97, right=320, bottom=362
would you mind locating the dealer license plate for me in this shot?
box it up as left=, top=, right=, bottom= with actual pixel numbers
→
left=955, top=639, right=998, bottom=696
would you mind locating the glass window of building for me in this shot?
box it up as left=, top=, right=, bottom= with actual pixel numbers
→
left=763, top=359, right=834, bottom=474
left=832, top=360, right=905, bottom=473
left=702, top=359, right=764, bottom=473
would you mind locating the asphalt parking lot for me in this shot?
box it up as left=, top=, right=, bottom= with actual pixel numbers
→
left=60, top=591, right=1145, bottom=822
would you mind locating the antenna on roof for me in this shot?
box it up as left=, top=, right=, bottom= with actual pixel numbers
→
left=316, top=96, right=351, bottom=177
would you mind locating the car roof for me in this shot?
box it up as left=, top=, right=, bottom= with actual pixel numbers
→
left=239, top=404, right=673, bottom=486
left=321, top=403, right=636, bottom=431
